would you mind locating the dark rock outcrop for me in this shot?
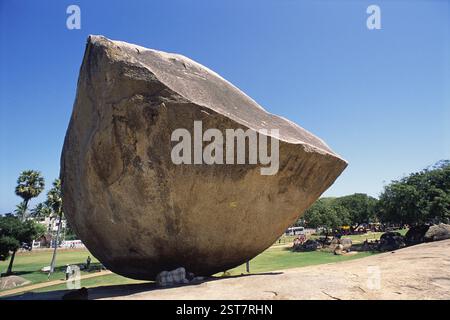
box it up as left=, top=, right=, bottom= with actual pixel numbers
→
left=293, top=239, right=321, bottom=252
left=378, top=232, right=405, bottom=251
left=405, top=225, right=430, bottom=245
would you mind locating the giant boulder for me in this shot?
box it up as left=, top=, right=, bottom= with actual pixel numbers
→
left=61, top=35, right=347, bottom=280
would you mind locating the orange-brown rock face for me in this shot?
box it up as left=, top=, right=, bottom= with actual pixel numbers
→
left=61, top=35, right=347, bottom=280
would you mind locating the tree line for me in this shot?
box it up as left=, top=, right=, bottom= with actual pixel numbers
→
left=299, top=160, right=450, bottom=235
left=0, top=170, right=65, bottom=276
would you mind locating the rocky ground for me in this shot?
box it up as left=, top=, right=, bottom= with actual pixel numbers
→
left=0, top=276, right=30, bottom=291
left=7, top=239, right=450, bottom=300
left=106, top=239, right=450, bottom=300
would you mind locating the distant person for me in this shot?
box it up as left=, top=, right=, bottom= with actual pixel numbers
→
left=65, top=264, right=72, bottom=280
left=86, top=256, right=91, bottom=270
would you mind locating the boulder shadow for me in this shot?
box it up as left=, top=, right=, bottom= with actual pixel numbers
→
left=2, top=271, right=283, bottom=300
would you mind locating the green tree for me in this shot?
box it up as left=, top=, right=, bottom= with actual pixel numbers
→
left=334, top=193, right=378, bottom=229
left=0, top=214, right=45, bottom=275
left=14, top=202, right=28, bottom=219
left=14, top=170, right=45, bottom=221
left=377, top=160, right=450, bottom=225
left=31, top=202, right=52, bottom=220
left=0, top=235, right=19, bottom=262
left=303, top=198, right=350, bottom=238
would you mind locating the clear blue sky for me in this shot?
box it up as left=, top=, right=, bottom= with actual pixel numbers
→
left=0, top=0, right=449, bottom=213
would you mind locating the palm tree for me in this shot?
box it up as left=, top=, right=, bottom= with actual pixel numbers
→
left=14, top=201, right=28, bottom=220
left=31, top=202, right=52, bottom=220
left=46, top=179, right=64, bottom=275
left=15, top=170, right=45, bottom=221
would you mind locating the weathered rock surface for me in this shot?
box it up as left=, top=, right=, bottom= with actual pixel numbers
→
left=340, top=238, right=352, bottom=251
left=334, top=244, right=344, bottom=255
left=292, top=239, right=321, bottom=252
left=329, top=237, right=352, bottom=254
left=424, top=224, right=450, bottom=242
left=0, top=276, right=30, bottom=290
left=61, top=35, right=347, bottom=280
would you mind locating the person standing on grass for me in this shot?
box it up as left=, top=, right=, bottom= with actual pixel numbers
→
left=65, top=264, right=72, bottom=280
left=86, top=256, right=91, bottom=270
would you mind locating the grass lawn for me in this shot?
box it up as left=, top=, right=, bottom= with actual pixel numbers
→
left=223, top=246, right=375, bottom=276
left=0, top=248, right=100, bottom=290
left=33, top=274, right=147, bottom=293
left=2, top=230, right=393, bottom=295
